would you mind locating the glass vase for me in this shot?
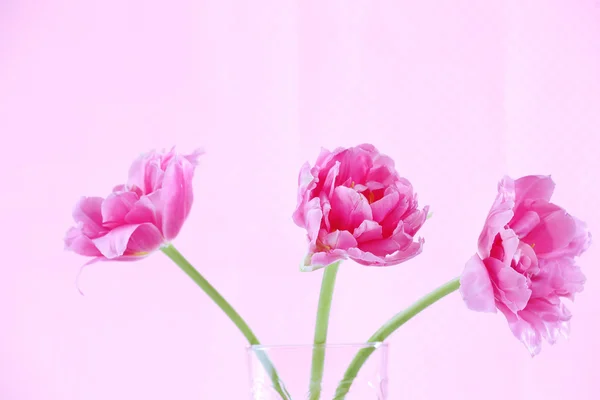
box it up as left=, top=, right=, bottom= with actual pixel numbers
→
left=247, top=342, right=389, bottom=400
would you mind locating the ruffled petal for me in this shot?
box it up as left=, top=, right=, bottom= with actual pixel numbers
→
left=64, top=227, right=103, bottom=257
left=514, top=175, right=555, bottom=206
left=485, top=257, right=531, bottom=313
left=353, top=220, right=383, bottom=243
left=72, top=197, right=105, bottom=237
left=497, top=302, right=543, bottom=356
left=329, top=186, right=373, bottom=232
left=348, top=237, right=423, bottom=267
left=478, top=176, right=515, bottom=259
left=303, top=230, right=357, bottom=271
left=524, top=209, right=576, bottom=256
left=333, top=146, right=374, bottom=185
left=370, top=191, right=400, bottom=223
left=92, top=223, right=164, bottom=259
left=101, top=191, right=139, bottom=229
left=124, top=191, right=162, bottom=226
left=510, top=210, right=541, bottom=238
left=161, top=156, right=196, bottom=240
left=459, top=254, right=496, bottom=313
left=305, top=251, right=348, bottom=271
left=531, top=257, right=586, bottom=300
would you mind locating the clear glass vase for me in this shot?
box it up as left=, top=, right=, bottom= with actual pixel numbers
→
left=247, top=342, right=389, bottom=400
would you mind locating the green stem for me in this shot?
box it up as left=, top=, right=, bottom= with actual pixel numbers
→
left=161, top=244, right=291, bottom=400
left=309, top=262, right=341, bottom=400
left=332, top=277, right=461, bottom=400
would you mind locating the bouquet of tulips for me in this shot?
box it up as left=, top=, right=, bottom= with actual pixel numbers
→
left=65, top=145, right=591, bottom=399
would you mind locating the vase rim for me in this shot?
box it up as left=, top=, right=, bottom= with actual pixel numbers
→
left=247, top=341, right=388, bottom=351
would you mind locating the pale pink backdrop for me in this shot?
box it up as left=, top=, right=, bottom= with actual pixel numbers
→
left=1, top=1, right=599, bottom=399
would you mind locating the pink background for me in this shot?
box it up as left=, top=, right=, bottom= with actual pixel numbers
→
left=1, top=1, right=599, bottom=399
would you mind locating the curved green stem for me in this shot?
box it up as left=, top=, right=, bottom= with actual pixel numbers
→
left=332, top=277, right=461, bottom=400
left=309, top=262, right=341, bottom=400
left=161, top=244, right=291, bottom=400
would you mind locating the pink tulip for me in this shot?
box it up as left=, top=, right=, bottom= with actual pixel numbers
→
left=460, top=175, right=591, bottom=355
left=293, top=144, right=428, bottom=270
left=64, top=148, right=203, bottom=261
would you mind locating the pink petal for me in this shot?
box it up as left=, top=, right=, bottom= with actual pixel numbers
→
left=531, top=258, right=586, bottom=300
left=525, top=199, right=562, bottom=219
left=307, top=250, right=348, bottom=270
left=352, top=183, right=369, bottom=192
left=320, top=193, right=332, bottom=231
left=322, top=230, right=358, bottom=250
left=478, top=177, right=515, bottom=259
left=513, top=241, right=539, bottom=275
left=159, top=147, right=177, bottom=167
left=522, top=297, right=571, bottom=344
left=101, top=191, right=139, bottom=229
left=184, top=148, right=205, bottom=166
left=510, top=210, right=541, bottom=238
left=304, top=198, right=323, bottom=243
left=402, top=206, right=429, bottom=237
left=486, top=257, right=531, bottom=313
left=72, top=197, right=105, bottom=237
left=321, top=161, right=340, bottom=199
left=499, top=229, right=519, bottom=266
left=161, top=156, right=196, bottom=240
left=370, top=191, right=400, bottom=223
left=126, top=224, right=167, bottom=255
left=379, top=196, right=410, bottom=237
left=381, top=239, right=424, bottom=265
left=356, top=220, right=415, bottom=255
left=293, top=162, right=318, bottom=226
left=127, top=152, right=161, bottom=194
left=297, top=162, right=314, bottom=192
left=124, top=191, right=162, bottom=226
left=524, top=210, right=576, bottom=256
left=353, top=220, right=383, bottom=243
left=371, top=152, right=395, bottom=169
left=329, top=186, right=373, bottom=232
left=348, top=237, right=423, bottom=266
left=393, top=178, right=415, bottom=197
left=357, top=239, right=399, bottom=256
left=64, top=227, right=103, bottom=257
left=497, top=302, right=543, bottom=356
left=537, top=216, right=592, bottom=260
left=92, top=223, right=164, bottom=259
left=356, top=237, right=413, bottom=259
left=314, top=147, right=335, bottom=169
left=390, top=222, right=417, bottom=250
left=365, top=163, right=399, bottom=188
left=346, top=248, right=387, bottom=266
left=514, top=175, right=555, bottom=206
left=334, top=147, right=374, bottom=185
left=356, top=143, right=377, bottom=154
left=459, top=255, right=496, bottom=313
left=112, top=184, right=143, bottom=197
